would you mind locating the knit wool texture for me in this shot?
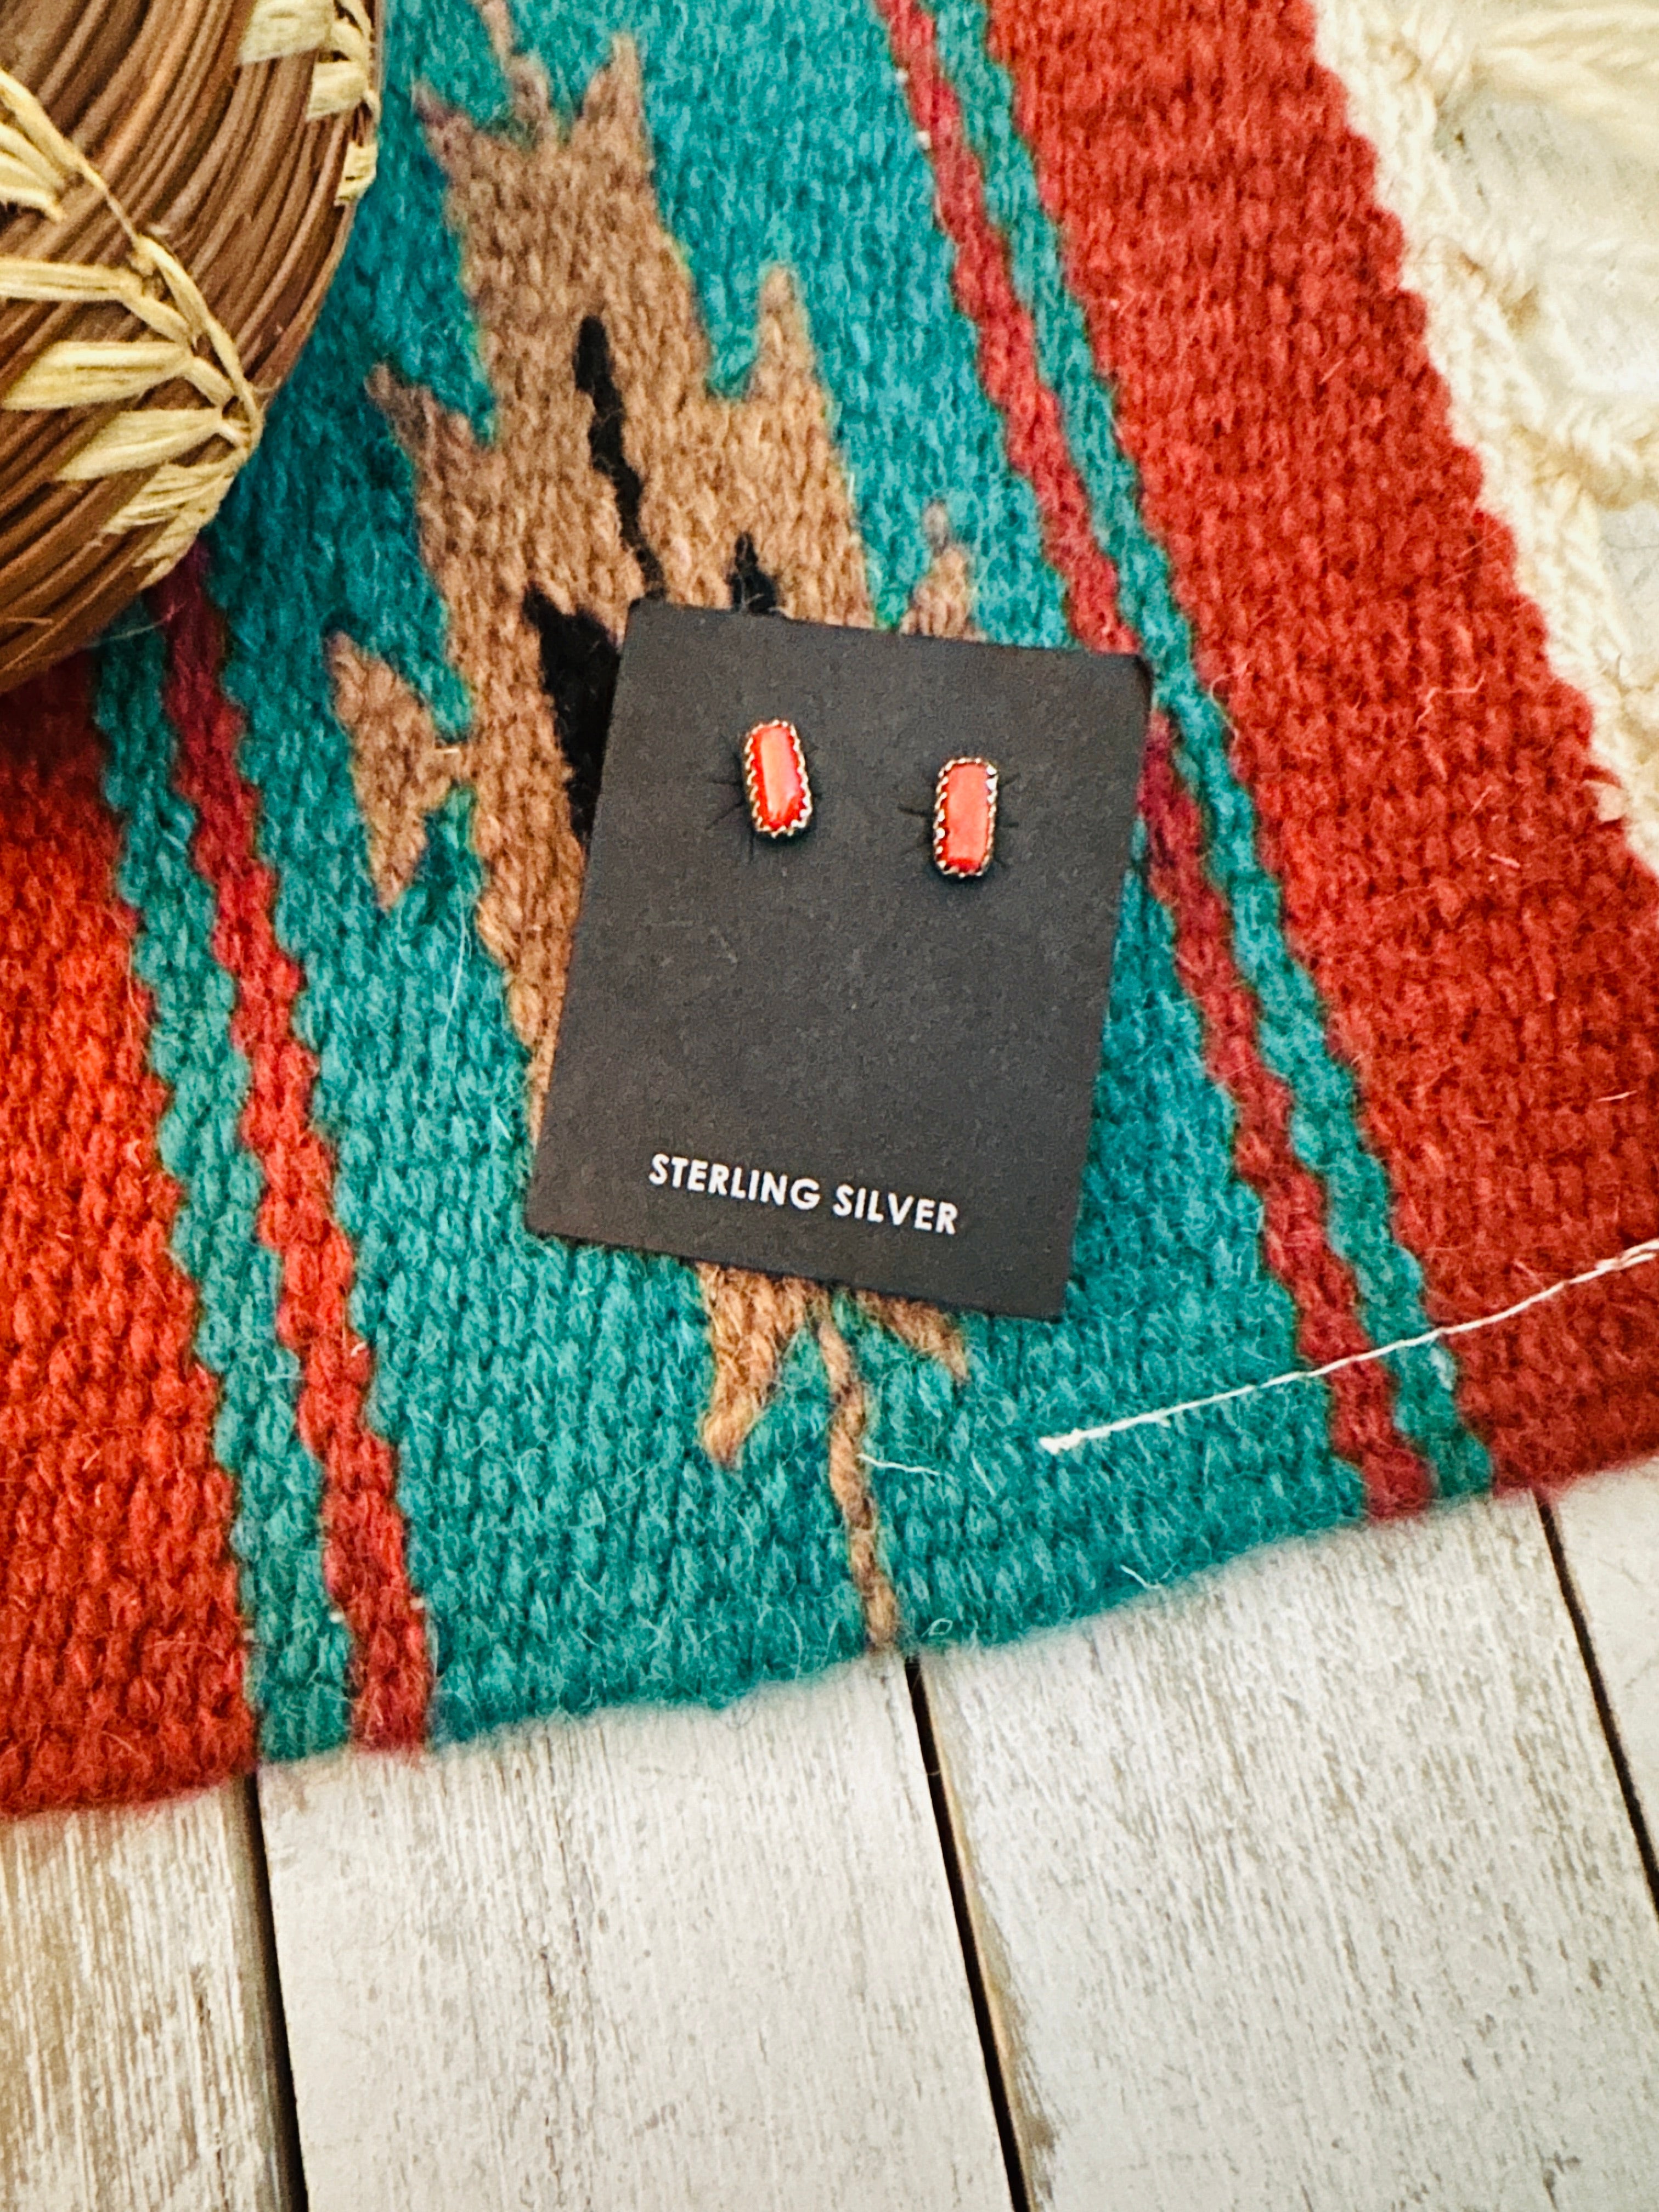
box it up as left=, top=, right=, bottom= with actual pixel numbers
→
left=3, top=0, right=1657, bottom=1811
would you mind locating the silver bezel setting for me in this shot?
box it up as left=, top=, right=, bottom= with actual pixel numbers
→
left=741, top=718, right=813, bottom=838
left=932, top=755, right=998, bottom=878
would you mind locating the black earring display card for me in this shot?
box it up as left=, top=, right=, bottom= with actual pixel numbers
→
left=526, top=602, right=1149, bottom=1319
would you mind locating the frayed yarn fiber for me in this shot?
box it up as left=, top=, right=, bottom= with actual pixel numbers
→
left=2, top=0, right=1657, bottom=1812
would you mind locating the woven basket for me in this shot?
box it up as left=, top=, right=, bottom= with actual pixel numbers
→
left=0, top=0, right=380, bottom=693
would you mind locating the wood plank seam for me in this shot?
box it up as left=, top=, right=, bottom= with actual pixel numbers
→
left=1540, top=1500, right=1659, bottom=1916
left=1, top=1780, right=291, bottom=2211
left=906, top=1656, right=1032, bottom=2212
left=244, top=1777, right=309, bottom=2212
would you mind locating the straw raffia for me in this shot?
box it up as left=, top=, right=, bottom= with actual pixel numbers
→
left=0, top=0, right=379, bottom=691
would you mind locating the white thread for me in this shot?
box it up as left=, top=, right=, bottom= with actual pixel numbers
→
left=1037, top=1235, right=1659, bottom=1455
left=1312, top=0, right=1659, bottom=869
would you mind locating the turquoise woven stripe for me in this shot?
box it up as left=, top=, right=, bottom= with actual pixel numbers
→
left=854, top=856, right=1368, bottom=1640
left=204, top=0, right=873, bottom=1735
left=97, top=625, right=353, bottom=1760
left=924, top=0, right=1488, bottom=1499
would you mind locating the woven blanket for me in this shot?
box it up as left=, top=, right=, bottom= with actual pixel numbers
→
left=5, top=0, right=1658, bottom=1814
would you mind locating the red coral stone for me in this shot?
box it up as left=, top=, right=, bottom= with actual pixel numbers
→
left=742, top=719, right=812, bottom=837
left=933, top=756, right=998, bottom=878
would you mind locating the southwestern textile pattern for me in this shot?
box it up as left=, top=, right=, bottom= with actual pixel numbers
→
left=3, top=0, right=1656, bottom=1811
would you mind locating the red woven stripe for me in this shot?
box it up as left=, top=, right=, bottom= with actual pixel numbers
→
left=990, top=0, right=1659, bottom=1484
left=1142, top=726, right=1432, bottom=1513
left=878, top=0, right=1429, bottom=1509
left=876, top=0, right=1129, bottom=656
left=159, top=557, right=430, bottom=1748
left=0, top=656, right=255, bottom=1811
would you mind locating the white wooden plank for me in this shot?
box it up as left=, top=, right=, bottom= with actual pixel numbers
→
left=924, top=1497, right=1659, bottom=2212
left=1444, top=91, right=1659, bottom=1855
left=1553, top=1462, right=1659, bottom=1836
left=0, top=1781, right=289, bottom=2212
left=259, top=1654, right=1009, bottom=2212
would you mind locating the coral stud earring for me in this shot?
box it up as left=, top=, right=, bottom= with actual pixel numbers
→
left=933, top=757, right=998, bottom=878
left=742, top=719, right=813, bottom=838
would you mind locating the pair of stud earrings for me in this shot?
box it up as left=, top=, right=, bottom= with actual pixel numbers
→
left=740, top=719, right=998, bottom=879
